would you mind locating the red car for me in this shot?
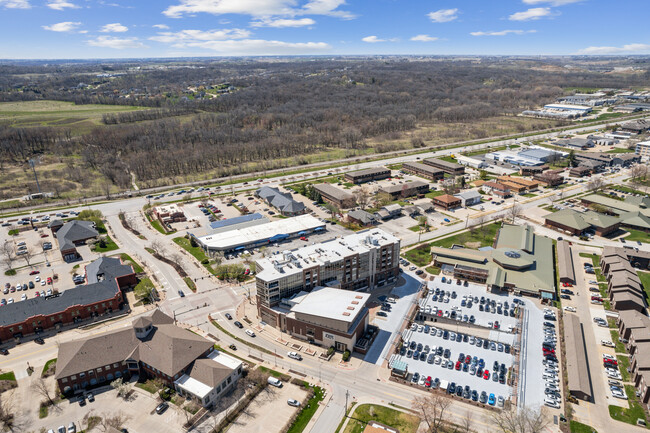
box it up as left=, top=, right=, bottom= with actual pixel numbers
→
left=455, top=361, right=461, bottom=370
left=244, top=269, right=250, bottom=276
left=543, top=348, right=555, bottom=354
left=437, top=311, right=443, bottom=317
left=425, top=376, right=432, bottom=387
left=465, top=355, right=471, bottom=364
left=46, top=277, right=52, bottom=284
left=39, top=233, right=49, bottom=238
left=300, top=236, right=308, bottom=241
left=29, top=270, right=40, bottom=275
left=604, top=359, right=618, bottom=366
left=483, top=370, right=490, bottom=380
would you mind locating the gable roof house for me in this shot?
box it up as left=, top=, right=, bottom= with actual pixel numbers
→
left=52, top=220, right=99, bottom=262
left=55, top=310, right=243, bottom=407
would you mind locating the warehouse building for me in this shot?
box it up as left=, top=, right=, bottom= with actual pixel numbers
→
left=543, top=103, right=592, bottom=114
left=255, top=229, right=400, bottom=310
left=422, top=158, right=465, bottom=175
left=192, top=214, right=326, bottom=255
left=453, top=190, right=481, bottom=207
left=344, top=167, right=391, bottom=184
left=314, top=183, right=356, bottom=209
left=455, top=155, right=488, bottom=169
left=401, top=161, right=444, bottom=181
left=564, top=313, right=592, bottom=401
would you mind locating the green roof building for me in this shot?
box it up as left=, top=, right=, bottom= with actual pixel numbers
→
left=431, top=224, right=556, bottom=298
left=544, top=208, right=620, bottom=237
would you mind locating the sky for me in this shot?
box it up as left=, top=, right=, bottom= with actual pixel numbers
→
left=0, top=0, right=649, bottom=59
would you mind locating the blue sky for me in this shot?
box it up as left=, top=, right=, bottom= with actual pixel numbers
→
left=0, top=0, right=649, bottom=59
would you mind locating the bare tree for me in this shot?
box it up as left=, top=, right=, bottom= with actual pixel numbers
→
left=412, top=393, right=451, bottom=433
left=149, top=240, right=165, bottom=255
left=323, top=203, right=340, bottom=221
left=169, top=252, right=183, bottom=266
left=1, top=241, right=13, bottom=271
left=489, top=406, right=550, bottom=433
left=375, top=191, right=392, bottom=207
left=630, top=164, right=648, bottom=182
left=111, top=378, right=132, bottom=400
left=99, top=411, right=129, bottom=432
left=32, top=377, right=58, bottom=408
left=586, top=176, right=605, bottom=192
left=21, top=247, right=34, bottom=267
left=353, top=186, right=372, bottom=209
left=508, top=203, right=522, bottom=224
left=456, top=409, right=474, bottom=433
left=0, top=391, right=16, bottom=431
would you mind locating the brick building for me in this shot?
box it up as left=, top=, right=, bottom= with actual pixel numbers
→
left=401, top=162, right=444, bottom=181
left=314, top=183, right=356, bottom=209
left=344, top=167, right=391, bottom=184
left=0, top=257, right=135, bottom=343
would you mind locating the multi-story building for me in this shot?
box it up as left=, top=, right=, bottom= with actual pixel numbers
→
left=378, top=180, right=429, bottom=199
left=636, top=140, right=650, bottom=161
left=153, top=204, right=187, bottom=224
left=314, top=183, right=356, bottom=209
left=401, top=162, right=444, bottom=181
left=344, top=167, right=391, bottom=184
left=255, top=229, right=400, bottom=312
left=422, top=158, right=465, bottom=175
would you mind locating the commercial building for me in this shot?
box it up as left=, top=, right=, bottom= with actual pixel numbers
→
left=563, top=313, right=592, bottom=401
left=432, top=194, right=462, bottom=210
left=481, top=181, right=511, bottom=198
left=344, top=167, right=391, bottom=184
left=255, top=229, right=400, bottom=310
left=255, top=186, right=306, bottom=217
left=556, top=240, right=575, bottom=284
left=347, top=210, right=377, bottom=227
left=378, top=181, right=429, bottom=199
left=422, top=158, right=465, bottom=176
left=259, top=287, right=370, bottom=352
left=50, top=220, right=99, bottom=262
left=543, top=103, right=592, bottom=114
left=0, top=257, right=135, bottom=343
left=401, top=161, right=444, bottom=181
left=519, top=165, right=548, bottom=176
left=568, top=166, right=592, bottom=177
left=496, top=176, right=538, bottom=192
left=153, top=204, right=186, bottom=224
left=580, top=195, right=650, bottom=232
left=55, top=310, right=243, bottom=407
left=314, top=183, right=356, bottom=209
left=533, top=172, right=564, bottom=187
left=375, top=204, right=402, bottom=220
left=544, top=209, right=620, bottom=237
left=430, top=224, right=556, bottom=299
left=455, top=155, right=487, bottom=169
left=553, top=138, right=594, bottom=150
left=620, top=120, right=650, bottom=135
left=192, top=214, right=326, bottom=255
left=636, top=141, right=650, bottom=161
left=485, top=148, right=564, bottom=167
left=454, top=190, right=482, bottom=207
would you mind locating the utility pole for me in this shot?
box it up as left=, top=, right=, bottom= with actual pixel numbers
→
left=345, top=389, right=349, bottom=415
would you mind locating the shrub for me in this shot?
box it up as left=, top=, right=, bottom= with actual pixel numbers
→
left=201, top=258, right=209, bottom=264
left=4, top=269, right=16, bottom=276
left=327, top=347, right=335, bottom=356
left=342, top=350, right=351, bottom=362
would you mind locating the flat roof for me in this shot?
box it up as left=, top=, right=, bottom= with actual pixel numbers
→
left=290, top=287, right=370, bottom=324
left=403, top=161, right=442, bottom=174
left=380, top=180, right=429, bottom=194
left=346, top=167, right=390, bottom=177
left=196, top=214, right=325, bottom=251
left=256, top=228, right=399, bottom=282
left=314, top=183, right=354, bottom=200
left=209, top=212, right=265, bottom=230
left=423, top=158, right=463, bottom=170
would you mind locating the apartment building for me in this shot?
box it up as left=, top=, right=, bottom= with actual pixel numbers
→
left=255, top=229, right=400, bottom=312
left=422, top=158, right=465, bottom=176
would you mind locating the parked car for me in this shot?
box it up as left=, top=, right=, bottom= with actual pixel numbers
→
left=155, top=402, right=169, bottom=414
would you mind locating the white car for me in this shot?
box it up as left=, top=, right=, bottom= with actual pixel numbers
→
left=601, top=340, right=615, bottom=348
left=21, top=294, right=27, bottom=301
left=563, top=306, right=576, bottom=312
left=544, top=399, right=560, bottom=409
left=603, top=354, right=616, bottom=361
left=611, top=389, right=628, bottom=400
left=34, top=276, right=40, bottom=282
left=40, top=280, right=46, bottom=286
left=287, top=351, right=302, bottom=361
left=245, top=329, right=256, bottom=337
left=606, top=371, right=623, bottom=380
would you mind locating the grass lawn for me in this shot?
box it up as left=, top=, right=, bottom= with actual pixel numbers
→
left=610, top=329, right=627, bottom=354
left=286, top=386, right=325, bottom=433
left=617, top=355, right=631, bottom=382
left=183, top=277, right=197, bottom=292
left=430, top=222, right=500, bottom=249
left=257, top=366, right=290, bottom=380
left=41, top=358, right=57, bottom=377
left=570, top=420, right=597, bottom=433
left=578, top=252, right=600, bottom=268
left=424, top=190, right=445, bottom=199
left=0, top=371, right=16, bottom=382
left=173, top=237, right=214, bottom=274
left=343, top=404, right=420, bottom=433
left=117, top=253, right=144, bottom=273
left=403, top=244, right=431, bottom=267
left=626, top=229, right=650, bottom=244
left=522, top=193, right=536, bottom=198
left=92, top=235, right=119, bottom=252
left=609, top=385, right=648, bottom=426
left=425, top=265, right=442, bottom=275
left=606, top=148, right=635, bottom=153
left=439, top=156, right=457, bottom=163
left=133, top=277, right=155, bottom=302
left=136, top=379, right=162, bottom=394
left=39, top=405, right=48, bottom=419
left=639, top=271, right=650, bottom=305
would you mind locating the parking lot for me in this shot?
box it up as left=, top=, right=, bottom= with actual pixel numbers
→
left=419, top=279, right=521, bottom=332
left=397, top=322, right=514, bottom=405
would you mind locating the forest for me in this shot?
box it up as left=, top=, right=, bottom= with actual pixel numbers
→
left=0, top=57, right=648, bottom=199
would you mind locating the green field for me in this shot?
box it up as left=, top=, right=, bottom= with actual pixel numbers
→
left=430, top=222, right=501, bottom=249
left=625, top=229, right=650, bottom=244
left=609, top=385, right=648, bottom=426
left=0, top=100, right=148, bottom=134
left=343, top=404, right=419, bottom=433
left=570, top=420, right=597, bottom=433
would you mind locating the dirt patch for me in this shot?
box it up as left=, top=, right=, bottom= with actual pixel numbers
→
left=465, top=241, right=481, bottom=249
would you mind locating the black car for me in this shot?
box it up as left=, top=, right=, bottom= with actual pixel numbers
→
left=458, top=353, right=465, bottom=362
left=471, top=390, right=478, bottom=401
left=178, top=290, right=185, bottom=297
left=479, top=305, right=484, bottom=312
left=377, top=311, right=388, bottom=317
left=410, top=341, right=417, bottom=350
left=505, top=344, right=510, bottom=354
left=456, top=386, right=463, bottom=397
left=482, top=340, right=489, bottom=349
left=234, top=321, right=243, bottom=329
left=463, top=334, right=469, bottom=343
left=34, top=337, right=44, bottom=345
left=448, top=382, right=456, bottom=394
left=419, top=352, right=426, bottom=361
left=78, top=395, right=86, bottom=406
left=229, top=344, right=237, bottom=350
left=462, top=363, right=469, bottom=372
left=399, top=347, right=406, bottom=356
left=443, top=330, right=449, bottom=339
left=225, top=313, right=232, bottom=320
left=0, top=348, right=8, bottom=356
left=443, top=349, right=451, bottom=358
left=560, top=294, right=571, bottom=300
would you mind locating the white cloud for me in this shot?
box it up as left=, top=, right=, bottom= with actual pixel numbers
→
left=427, top=8, right=458, bottom=23
left=523, top=0, right=581, bottom=5
left=410, top=34, right=438, bottom=42
left=163, top=0, right=353, bottom=19
left=362, top=35, right=384, bottom=43
left=251, top=18, right=315, bottom=27
left=100, top=23, right=128, bottom=32
left=577, top=43, right=650, bottom=55
left=153, top=24, right=170, bottom=29
left=470, top=29, right=537, bottom=36
left=509, top=7, right=552, bottom=21
left=0, top=0, right=30, bottom=8
left=149, top=28, right=251, bottom=45
left=42, top=21, right=81, bottom=32
left=176, top=39, right=330, bottom=55
left=87, top=36, right=145, bottom=49
left=47, top=0, right=79, bottom=10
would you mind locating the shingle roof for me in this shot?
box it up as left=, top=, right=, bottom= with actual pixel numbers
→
left=55, top=310, right=213, bottom=379
left=256, top=186, right=305, bottom=214
left=185, top=358, right=233, bottom=388
left=348, top=210, right=377, bottom=224
left=56, top=220, right=99, bottom=251
left=564, top=313, right=592, bottom=399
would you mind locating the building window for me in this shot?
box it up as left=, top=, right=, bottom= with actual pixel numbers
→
left=71, top=375, right=76, bottom=380
left=79, top=373, right=85, bottom=378
left=105, top=365, right=111, bottom=370
left=61, top=378, right=68, bottom=383
left=227, top=377, right=231, bottom=385
left=113, top=363, right=119, bottom=368
left=88, top=370, right=94, bottom=375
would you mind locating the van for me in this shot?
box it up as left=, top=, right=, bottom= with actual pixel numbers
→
left=268, top=377, right=282, bottom=387
left=245, top=329, right=256, bottom=337
left=386, top=297, right=397, bottom=304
